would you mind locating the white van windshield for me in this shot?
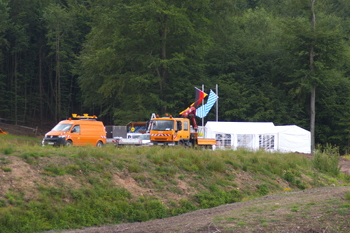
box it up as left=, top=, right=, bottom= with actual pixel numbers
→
left=140, top=134, right=150, bottom=140
left=52, top=124, right=72, bottom=132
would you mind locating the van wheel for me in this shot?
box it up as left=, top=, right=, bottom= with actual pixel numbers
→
left=96, top=141, right=103, bottom=147
left=66, top=140, right=73, bottom=147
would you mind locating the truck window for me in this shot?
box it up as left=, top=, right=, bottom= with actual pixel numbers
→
left=52, top=124, right=72, bottom=132
left=152, top=120, right=174, bottom=131
left=176, top=121, right=182, bottom=131
left=184, top=121, right=189, bottom=131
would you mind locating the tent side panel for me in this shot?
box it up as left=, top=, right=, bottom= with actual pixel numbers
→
left=278, top=132, right=311, bottom=154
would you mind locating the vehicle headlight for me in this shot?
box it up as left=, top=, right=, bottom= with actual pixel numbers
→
left=58, top=135, right=67, bottom=138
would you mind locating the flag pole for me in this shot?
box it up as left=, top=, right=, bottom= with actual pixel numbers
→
left=216, top=84, right=218, bottom=122
left=202, top=84, right=204, bottom=127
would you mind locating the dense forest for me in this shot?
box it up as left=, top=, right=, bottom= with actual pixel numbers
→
left=1, top=0, right=350, bottom=152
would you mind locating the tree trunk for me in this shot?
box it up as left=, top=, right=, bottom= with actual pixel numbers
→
left=39, top=46, right=43, bottom=125
left=158, top=14, right=167, bottom=114
left=310, top=0, right=316, bottom=154
left=55, top=27, right=61, bottom=122
left=14, top=52, right=18, bottom=125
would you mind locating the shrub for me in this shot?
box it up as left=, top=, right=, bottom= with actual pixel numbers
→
left=283, top=170, right=295, bottom=183
left=313, top=144, right=340, bottom=176
left=256, top=184, right=269, bottom=196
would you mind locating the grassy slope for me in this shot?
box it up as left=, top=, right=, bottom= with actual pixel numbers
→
left=0, top=134, right=349, bottom=233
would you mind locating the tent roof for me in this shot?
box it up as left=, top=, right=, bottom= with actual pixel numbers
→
left=275, top=125, right=310, bottom=134
left=205, top=121, right=276, bottom=134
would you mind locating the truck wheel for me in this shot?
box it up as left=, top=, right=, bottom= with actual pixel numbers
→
left=65, top=140, right=73, bottom=147
left=96, top=141, right=103, bottom=147
left=178, top=140, right=185, bottom=147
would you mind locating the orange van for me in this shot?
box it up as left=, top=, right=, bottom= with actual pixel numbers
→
left=42, top=114, right=106, bottom=147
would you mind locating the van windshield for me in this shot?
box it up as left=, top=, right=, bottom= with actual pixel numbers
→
left=152, top=120, right=174, bottom=131
left=140, top=134, right=150, bottom=140
left=52, top=124, right=72, bottom=132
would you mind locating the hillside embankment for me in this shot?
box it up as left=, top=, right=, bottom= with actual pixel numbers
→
left=0, top=132, right=350, bottom=233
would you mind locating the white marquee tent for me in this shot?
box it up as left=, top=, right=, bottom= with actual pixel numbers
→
left=275, top=125, right=311, bottom=154
left=203, top=121, right=311, bottom=154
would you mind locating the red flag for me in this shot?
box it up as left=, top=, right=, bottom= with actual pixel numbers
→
left=192, top=87, right=207, bottom=108
left=179, top=87, right=207, bottom=115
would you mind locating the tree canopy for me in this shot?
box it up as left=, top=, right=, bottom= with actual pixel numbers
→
left=1, top=0, right=350, bottom=152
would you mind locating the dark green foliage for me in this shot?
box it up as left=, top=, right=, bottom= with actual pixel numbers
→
left=193, top=187, right=243, bottom=209
left=313, top=144, right=341, bottom=176
left=0, top=198, right=7, bottom=207
left=256, top=184, right=269, bottom=196
left=169, top=199, right=197, bottom=216
left=1, top=0, right=350, bottom=150
left=283, top=170, right=307, bottom=189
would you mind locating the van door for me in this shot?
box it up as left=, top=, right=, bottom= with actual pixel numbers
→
left=70, top=125, right=82, bottom=145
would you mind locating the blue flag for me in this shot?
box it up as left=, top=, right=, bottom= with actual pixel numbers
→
left=196, top=89, right=218, bottom=118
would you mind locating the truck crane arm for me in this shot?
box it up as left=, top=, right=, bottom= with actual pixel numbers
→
left=180, top=106, right=198, bottom=131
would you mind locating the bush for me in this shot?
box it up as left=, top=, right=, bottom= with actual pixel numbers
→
left=256, top=184, right=269, bottom=196
left=313, top=144, right=340, bottom=176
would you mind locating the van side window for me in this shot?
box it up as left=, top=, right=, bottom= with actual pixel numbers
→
left=184, top=121, right=188, bottom=131
left=71, top=125, right=80, bottom=133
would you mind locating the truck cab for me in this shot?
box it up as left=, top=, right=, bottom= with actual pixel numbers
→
left=150, top=116, right=191, bottom=146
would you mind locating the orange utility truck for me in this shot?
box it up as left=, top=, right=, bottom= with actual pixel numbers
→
left=150, top=114, right=216, bottom=149
left=42, top=114, right=106, bottom=147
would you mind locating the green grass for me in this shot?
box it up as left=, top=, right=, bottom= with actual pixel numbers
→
left=0, top=137, right=348, bottom=233
left=1, top=167, right=12, bottom=172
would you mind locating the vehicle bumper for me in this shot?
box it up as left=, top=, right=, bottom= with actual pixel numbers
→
left=151, top=141, right=175, bottom=146
left=42, top=137, right=66, bottom=146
